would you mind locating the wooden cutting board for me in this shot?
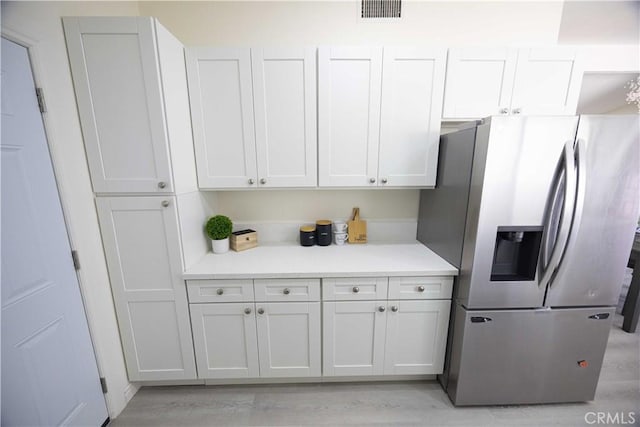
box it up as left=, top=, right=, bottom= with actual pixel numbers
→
left=348, top=207, right=367, bottom=244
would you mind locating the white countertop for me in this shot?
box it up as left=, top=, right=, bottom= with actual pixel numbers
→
left=183, top=242, right=458, bottom=279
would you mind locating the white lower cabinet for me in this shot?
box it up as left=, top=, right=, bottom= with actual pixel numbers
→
left=323, top=301, right=387, bottom=376
left=323, top=277, right=452, bottom=377
left=96, top=196, right=196, bottom=381
left=256, top=302, right=321, bottom=377
left=383, top=300, right=451, bottom=375
left=189, top=303, right=259, bottom=379
left=188, top=280, right=321, bottom=379
left=189, top=276, right=452, bottom=381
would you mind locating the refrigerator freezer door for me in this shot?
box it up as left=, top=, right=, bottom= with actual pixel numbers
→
left=460, top=116, right=579, bottom=309
left=545, top=115, right=640, bottom=308
left=447, top=305, right=614, bottom=406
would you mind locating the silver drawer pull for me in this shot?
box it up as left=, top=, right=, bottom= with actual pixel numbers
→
left=244, top=307, right=252, bottom=315
left=216, top=288, right=224, bottom=295
left=257, top=308, right=264, bottom=315
left=158, top=181, right=167, bottom=189
left=418, top=285, right=425, bottom=292
left=161, top=200, right=170, bottom=208
left=283, top=288, right=291, bottom=295
left=352, top=286, right=360, bottom=293
left=378, top=306, right=386, bottom=312
left=391, top=306, right=399, bottom=312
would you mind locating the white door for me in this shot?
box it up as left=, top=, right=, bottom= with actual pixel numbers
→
left=318, top=47, right=383, bottom=187
left=379, top=48, right=446, bottom=187
left=256, top=302, right=321, bottom=377
left=442, top=48, right=518, bottom=119
left=186, top=47, right=258, bottom=189
left=323, top=301, right=387, bottom=376
left=95, top=196, right=196, bottom=381
left=1, top=38, right=109, bottom=426
left=383, top=300, right=451, bottom=375
left=252, top=48, right=317, bottom=188
left=63, top=17, right=173, bottom=194
left=510, top=48, right=584, bottom=115
left=190, top=303, right=260, bottom=379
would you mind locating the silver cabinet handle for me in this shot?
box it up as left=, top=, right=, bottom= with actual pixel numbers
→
left=418, top=285, right=425, bottom=292
left=378, top=306, right=386, bottom=312
left=512, top=108, right=522, bottom=115
left=216, top=288, right=224, bottom=295
left=283, top=288, right=290, bottom=295
left=161, top=200, right=170, bottom=207
left=369, top=178, right=376, bottom=184
left=352, top=286, right=360, bottom=293
left=499, top=108, right=509, bottom=115
left=248, top=178, right=255, bottom=185
left=244, top=307, right=252, bottom=315
left=391, top=305, right=399, bottom=312
left=260, top=178, right=267, bottom=184
left=158, top=181, right=167, bottom=189
left=381, top=178, right=388, bottom=184
left=257, top=308, right=264, bottom=315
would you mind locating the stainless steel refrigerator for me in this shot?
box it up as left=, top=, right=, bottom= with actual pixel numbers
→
left=417, top=115, right=639, bottom=406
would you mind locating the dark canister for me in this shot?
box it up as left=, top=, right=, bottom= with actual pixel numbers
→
left=315, top=220, right=332, bottom=246
left=300, top=225, right=316, bottom=247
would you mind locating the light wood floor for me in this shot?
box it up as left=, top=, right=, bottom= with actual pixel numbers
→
left=111, top=315, right=639, bottom=426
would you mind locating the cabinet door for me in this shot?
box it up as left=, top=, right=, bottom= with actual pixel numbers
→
left=252, top=48, right=317, bottom=188
left=318, top=47, right=383, bottom=187
left=443, top=48, right=518, bottom=119
left=63, top=17, right=173, bottom=194
left=256, top=302, right=321, bottom=377
left=510, top=48, right=584, bottom=115
left=384, top=300, right=451, bottom=375
left=186, top=48, right=258, bottom=188
left=189, top=303, right=259, bottom=379
left=96, top=196, right=196, bottom=381
left=323, top=301, right=387, bottom=376
left=379, top=48, right=446, bottom=187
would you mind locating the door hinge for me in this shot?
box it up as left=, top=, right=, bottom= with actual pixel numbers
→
left=71, top=250, right=80, bottom=271
left=35, top=87, right=46, bottom=113
left=100, top=377, right=108, bottom=394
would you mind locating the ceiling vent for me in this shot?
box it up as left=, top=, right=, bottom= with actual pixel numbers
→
left=361, top=0, right=402, bottom=19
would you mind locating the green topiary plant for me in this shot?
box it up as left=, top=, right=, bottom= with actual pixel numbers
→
left=205, top=215, right=232, bottom=241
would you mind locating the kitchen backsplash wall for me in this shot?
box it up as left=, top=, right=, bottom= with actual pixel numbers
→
left=209, top=190, right=419, bottom=222
left=198, top=190, right=420, bottom=244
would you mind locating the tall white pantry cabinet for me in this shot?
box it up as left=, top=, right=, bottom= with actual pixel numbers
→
left=64, top=17, right=200, bottom=381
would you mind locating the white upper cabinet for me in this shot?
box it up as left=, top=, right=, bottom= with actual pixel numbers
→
left=318, top=47, right=445, bottom=188
left=443, top=47, right=583, bottom=119
left=252, top=49, right=317, bottom=188
left=318, top=47, right=382, bottom=187
left=443, top=48, right=518, bottom=120
left=378, top=48, right=446, bottom=187
left=186, top=47, right=317, bottom=189
left=64, top=17, right=196, bottom=194
left=510, top=48, right=584, bottom=116
left=186, top=48, right=257, bottom=189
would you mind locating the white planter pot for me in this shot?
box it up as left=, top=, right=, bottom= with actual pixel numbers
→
left=211, top=237, right=229, bottom=254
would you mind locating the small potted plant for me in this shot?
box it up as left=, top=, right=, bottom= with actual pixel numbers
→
left=205, top=215, right=233, bottom=254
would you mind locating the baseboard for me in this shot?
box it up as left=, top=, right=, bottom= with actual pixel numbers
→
left=136, top=375, right=437, bottom=387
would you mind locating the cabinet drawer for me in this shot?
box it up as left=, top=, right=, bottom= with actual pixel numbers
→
left=186, top=280, right=254, bottom=303
left=322, top=277, right=388, bottom=301
left=388, top=276, right=453, bottom=300
left=254, top=279, right=320, bottom=302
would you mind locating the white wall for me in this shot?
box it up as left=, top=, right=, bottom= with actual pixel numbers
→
left=1, top=1, right=140, bottom=419
left=558, top=1, right=640, bottom=44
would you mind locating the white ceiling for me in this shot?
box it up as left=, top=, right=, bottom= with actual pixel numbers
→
left=577, top=73, right=639, bottom=114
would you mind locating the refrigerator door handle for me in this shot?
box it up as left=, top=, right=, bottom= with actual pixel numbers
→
left=539, top=140, right=578, bottom=289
